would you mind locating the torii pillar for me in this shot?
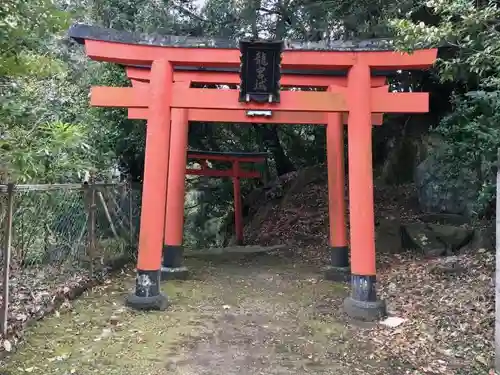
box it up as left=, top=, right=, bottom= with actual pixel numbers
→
left=343, top=63, right=385, bottom=320
left=125, top=59, right=171, bottom=310
left=162, top=108, right=190, bottom=281
left=324, top=99, right=349, bottom=282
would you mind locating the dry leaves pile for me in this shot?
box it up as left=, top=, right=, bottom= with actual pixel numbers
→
left=245, top=175, right=421, bottom=262
left=0, top=265, right=94, bottom=353
left=245, top=180, right=330, bottom=259
left=245, top=170, right=493, bottom=374
left=363, top=250, right=494, bottom=374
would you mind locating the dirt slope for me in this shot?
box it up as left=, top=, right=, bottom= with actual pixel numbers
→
left=244, top=165, right=421, bottom=263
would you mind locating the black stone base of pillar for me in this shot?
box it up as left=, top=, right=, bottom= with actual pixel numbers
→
left=161, top=266, right=189, bottom=280
left=161, top=245, right=189, bottom=280
left=324, top=246, right=350, bottom=282
left=125, top=269, right=169, bottom=311
left=343, top=274, right=386, bottom=321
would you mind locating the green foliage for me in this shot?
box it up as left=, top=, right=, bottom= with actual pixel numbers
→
left=390, top=0, right=500, bottom=217
left=0, top=0, right=70, bottom=77
left=0, top=60, right=118, bottom=183
left=434, top=91, right=500, bottom=214
left=0, top=121, right=92, bottom=183
left=0, top=0, right=111, bottom=183
left=390, top=0, right=500, bottom=86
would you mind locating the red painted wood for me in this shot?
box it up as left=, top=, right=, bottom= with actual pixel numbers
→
left=91, top=85, right=346, bottom=112
left=90, top=85, right=428, bottom=114
left=186, top=169, right=260, bottom=178
left=84, top=39, right=437, bottom=70
left=348, top=63, right=376, bottom=276
left=136, top=60, right=172, bottom=271
left=164, top=109, right=189, bottom=248
left=126, top=67, right=387, bottom=88
left=326, top=111, right=347, bottom=248
left=232, top=161, right=244, bottom=245
left=188, top=153, right=267, bottom=163
left=127, top=107, right=385, bottom=125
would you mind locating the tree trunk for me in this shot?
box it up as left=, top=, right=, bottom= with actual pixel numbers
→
left=253, top=0, right=295, bottom=177
left=255, top=124, right=296, bottom=176
left=250, top=0, right=261, bottom=38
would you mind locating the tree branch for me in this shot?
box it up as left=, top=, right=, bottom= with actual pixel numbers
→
left=258, top=7, right=280, bottom=14
left=171, top=1, right=207, bottom=22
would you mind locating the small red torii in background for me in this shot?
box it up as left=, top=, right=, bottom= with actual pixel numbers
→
left=186, top=150, right=268, bottom=247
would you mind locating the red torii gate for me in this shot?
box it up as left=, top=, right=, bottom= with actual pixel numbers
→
left=124, top=66, right=385, bottom=281
left=161, top=150, right=267, bottom=279
left=187, top=150, right=267, bottom=246
left=99, top=64, right=390, bottom=285
left=69, top=23, right=437, bottom=321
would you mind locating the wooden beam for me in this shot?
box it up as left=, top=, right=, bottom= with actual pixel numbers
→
left=130, top=79, right=148, bottom=88
left=372, top=92, right=429, bottom=113
left=85, top=40, right=353, bottom=68
left=91, top=86, right=142, bottom=107
left=85, top=39, right=437, bottom=70
left=127, top=107, right=384, bottom=125
left=125, top=78, right=385, bottom=124
left=91, top=86, right=347, bottom=112
left=125, top=67, right=387, bottom=87
left=186, top=169, right=261, bottom=178
left=360, top=49, right=438, bottom=69
left=91, top=85, right=428, bottom=113
left=188, top=153, right=266, bottom=163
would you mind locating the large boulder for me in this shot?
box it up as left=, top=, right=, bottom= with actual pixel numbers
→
left=401, top=223, right=474, bottom=257
left=375, top=217, right=403, bottom=254
left=469, top=223, right=495, bottom=251
left=414, top=135, right=480, bottom=216
left=415, top=157, right=478, bottom=216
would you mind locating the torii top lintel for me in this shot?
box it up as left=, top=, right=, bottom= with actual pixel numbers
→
left=69, top=24, right=437, bottom=71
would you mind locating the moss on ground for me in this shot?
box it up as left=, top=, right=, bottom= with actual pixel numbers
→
left=2, top=275, right=215, bottom=374
left=2, top=255, right=386, bottom=375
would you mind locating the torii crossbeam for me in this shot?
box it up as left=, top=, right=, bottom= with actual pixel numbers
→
left=69, top=23, right=437, bottom=321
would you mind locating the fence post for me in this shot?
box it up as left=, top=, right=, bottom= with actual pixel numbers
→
left=1, top=184, right=14, bottom=336
left=496, top=147, right=500, bottom=373
left=85, top=182, right=97, bottom=276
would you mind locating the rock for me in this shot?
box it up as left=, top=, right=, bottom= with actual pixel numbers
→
left=376, top=218, right=403, bottom=254
left=401, top=223, right=474, bottom=256
left=414, top=137, right=482, bottom=217
left=380, top=316, right=407, bottom=328
left=2, top=339, right=12, bottom=352
left=402, top=223, right=446, bottom=256
left=415, top=156, right=479, bottom=216
left=426, top=223, right=474, bottom=249
left=470, top=225, right=495, bottom=250
left=373, top=114, right=431, bottom=185
left=419, top=213, right=469, bottom=225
